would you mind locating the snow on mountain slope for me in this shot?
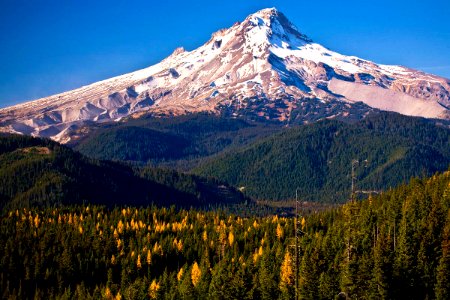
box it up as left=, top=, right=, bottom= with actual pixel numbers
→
left=1, top=8, right=449, bottom=142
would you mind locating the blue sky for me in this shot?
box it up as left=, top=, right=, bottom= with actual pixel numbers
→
left=0, top=0, right=449, bottom=108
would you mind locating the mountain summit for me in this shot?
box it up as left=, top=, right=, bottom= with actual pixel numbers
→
left=1, top=8, right=449, bottom=142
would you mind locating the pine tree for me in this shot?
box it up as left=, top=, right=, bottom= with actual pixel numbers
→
left=179, top=269, right=196, bottom=300
left=340, top=202, right=360, bottom=298
left=435, top=213, right=450, bottom=300
left=258, top=249, right=279, bottom=300
left=299, top=241, right=322, bottom=300
left=371, top=229, right=393, bottom=299
left=394, top=193, right=419, bottom=299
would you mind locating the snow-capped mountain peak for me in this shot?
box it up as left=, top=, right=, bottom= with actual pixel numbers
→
left=1, top=8, right=449, bottom=142
left=249, top=8, right=312, bottom=42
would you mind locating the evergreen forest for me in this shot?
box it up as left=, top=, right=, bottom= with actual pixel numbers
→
left=1, top=168, right=450, bottom=299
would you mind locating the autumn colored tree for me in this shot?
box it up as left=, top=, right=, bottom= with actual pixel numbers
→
left=279, top=250, right=294, bottom=299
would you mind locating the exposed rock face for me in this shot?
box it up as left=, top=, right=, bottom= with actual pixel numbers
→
left=1, top=8, right=449, bottom=142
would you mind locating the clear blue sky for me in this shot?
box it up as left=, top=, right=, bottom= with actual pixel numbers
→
left=0, top=0, right=449, bottom=108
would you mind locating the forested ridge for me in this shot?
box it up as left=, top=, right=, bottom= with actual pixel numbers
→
left=74, top=113, right=281, bottom=168
left=2, top=169, right=450, bottom=299
left=0, top=134, right=245, bottom=210
left=195, top=113, right=450, bottom=202
left=72, top=112, right=450, bottom=202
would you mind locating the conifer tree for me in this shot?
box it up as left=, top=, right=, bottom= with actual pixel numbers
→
left=435, top=213, right=450, bottom=300
left=279, top=250, right=294, bottom=300
left=258, top=249, right=279, bottom=300
left=191, top=261, right=202, bottom=287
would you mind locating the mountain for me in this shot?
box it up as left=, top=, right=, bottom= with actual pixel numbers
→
left=1, top=8, right=449, bottom=142
left=0, top=134, right=246, bottom=210
left=194, top=113, right=450, bottom=202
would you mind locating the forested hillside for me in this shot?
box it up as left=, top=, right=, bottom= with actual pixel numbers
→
left=1, top=169, right=450, bottom=299
left=195, top=113, right=450, bottom=202
left=0, top=134, right=245, bottom=210
left=74, top=113, right=281, bottom=168
left=72, top=112, right=450, bottom=203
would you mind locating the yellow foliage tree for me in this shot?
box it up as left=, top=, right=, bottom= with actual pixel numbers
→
left=137, top=254, right=142, bottom=269
left=104, top=287, right=112, bottom=299
left=173, top=238, right=183, bottom=252
left=253, top=220, right=259, bottom=229
left=34, top=215, right=40, bottom=228
left=253, top=246, right=264, bottom=263
left=228, top=231, right=235, bottom=247
left=118, top=220, right=124, bottom=234
left=276, top=223, right=284, bottom=240
left=280, top=251, right=294, bottom=287
left=146, top=249, right=152, bottom=265
left=148, top=280, right=160, bottom=299
left=191, top=262, right=202, bottom=287
left=177, top=267, right=184, bottom=281
left=279, top=251, right=295, bottom=297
